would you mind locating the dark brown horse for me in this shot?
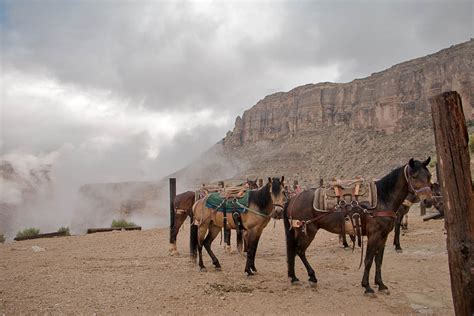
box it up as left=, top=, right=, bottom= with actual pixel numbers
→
left=191, top=177, right=286, bottom=275
left=283, top=158, right=433, bottom=295
left=169, top=179, right=258, bottom=255
left=393, top=182, right=444, bottom=253
left=393, top=192, right=418, bottom=253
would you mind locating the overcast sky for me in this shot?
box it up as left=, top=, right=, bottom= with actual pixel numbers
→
left=1, top=0, right=473, bottom=184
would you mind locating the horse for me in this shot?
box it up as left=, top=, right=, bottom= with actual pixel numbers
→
left=190, top=177, right=286, bottom=275
left=283, top=158, right=433, bottom=295
left=169, top=179, right=258, bottom=255
left=393, top=192, right=419, bottom=253
left=393, top=182, right=444, bottom=253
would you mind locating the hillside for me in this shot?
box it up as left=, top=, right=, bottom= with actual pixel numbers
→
left=176, top=39, right=473, bottom=186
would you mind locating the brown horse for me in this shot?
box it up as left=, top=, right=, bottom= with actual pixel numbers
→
left=191, top=177, right=286, bottom=275
left=393, top=192, right=419, bottom=253
left=283, top=158, right=433, bottom=295
left=169, top=179, right=258, bottom=255
left=393, top=182, right=444, bottom=253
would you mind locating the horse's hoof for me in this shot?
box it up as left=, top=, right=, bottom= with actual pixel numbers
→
left=379, top=288, right=390, bottom=295
left=246, top=270, right=254, bottom=276
left=364, top=291, right=377, bottom=298
left=215, top=267, right=222, bottom=272
left=308, top=281, right=318, bottom=288
left=169, top=250, right=179, bottom=256
left=290, top=279, right=301, bottom=285
left=396, top=249, right=403, bottom=253
left=343, top=247, right=351, bottom=252
left=199, top=267, right=207, bottom=272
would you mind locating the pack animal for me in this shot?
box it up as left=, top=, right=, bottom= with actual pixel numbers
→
left=169, top=179, right=257, bottom=255
left=191, top=177, right=286, bottom=275
left=283, top=158, right=433, bottom=295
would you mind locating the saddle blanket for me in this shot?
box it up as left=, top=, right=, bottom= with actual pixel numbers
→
left=313, top=178, right=377, bottom=211
left=205, top=191, right=250, bottom=213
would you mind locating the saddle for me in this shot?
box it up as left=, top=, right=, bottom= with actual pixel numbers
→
left=313, top=178, right=377, bottom=211
left=205, top=190, right=250, bottom=213
left=219, top=186, right=248, bottom=199
left=195, top=185, right=222, bottom=201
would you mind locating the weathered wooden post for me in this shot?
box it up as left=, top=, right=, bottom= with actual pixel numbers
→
left=169, top=178, right=176, bottom=244
left=430, top=91, right=474, bottom=316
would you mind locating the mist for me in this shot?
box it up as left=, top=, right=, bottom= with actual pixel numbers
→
left=1, top=0, right=472, bottom=239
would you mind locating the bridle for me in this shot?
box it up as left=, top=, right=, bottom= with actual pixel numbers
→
left=404, top=165, right=432, bottom=197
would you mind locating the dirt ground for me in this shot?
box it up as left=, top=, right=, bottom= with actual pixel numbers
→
left=0, top=206, right=453, bottom=315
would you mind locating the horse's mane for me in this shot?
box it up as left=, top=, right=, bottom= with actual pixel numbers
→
left=375, top=165, right=405, bottom=204
left=249, top=182, right=271, bottom=210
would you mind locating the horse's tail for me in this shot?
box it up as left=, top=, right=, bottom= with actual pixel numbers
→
left=236, top=229, right=243, bottom=254
left=190, top=202, right=198, bottom=263
left=190, top=223, right=198, bottom=263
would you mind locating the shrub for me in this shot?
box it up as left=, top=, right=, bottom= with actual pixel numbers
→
left=0, top=234, right=5, bottom=243
left=16, top=228, right=40, bottom=239
left=58, top=226, right=70, bottom=236
left=111, top=219, right=136, bottom=228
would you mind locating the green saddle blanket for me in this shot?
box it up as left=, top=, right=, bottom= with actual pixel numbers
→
left=205, top=191, right=250, bottom=213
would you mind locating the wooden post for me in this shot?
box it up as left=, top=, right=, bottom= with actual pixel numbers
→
left=430, top=91, right=474, bottom=316
left=169, top=178, right=176, bottom=244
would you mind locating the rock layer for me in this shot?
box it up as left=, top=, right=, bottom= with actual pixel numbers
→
left=224, top=40, right=473, bottom=148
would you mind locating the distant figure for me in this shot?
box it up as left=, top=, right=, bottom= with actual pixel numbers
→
left=293, top=180, right=302, bottom=195
left=288, top=180, right=302, bottom=198
left=258, top=179, right=264, bottom=188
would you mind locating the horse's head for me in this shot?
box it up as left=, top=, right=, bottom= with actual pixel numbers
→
left=268, top=176, right=286, bottom=219
left=406, top=157, right=433, bottom=207
left=246, top=177, right=259, bottom=190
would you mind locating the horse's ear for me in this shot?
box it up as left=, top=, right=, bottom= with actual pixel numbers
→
left=409, top=158, right=415, bottom=168
left=281, top=176, right=285, bottom=184
left=268, top=177, right=272, bottom=184
left=423, top=157, right=431, bottom=167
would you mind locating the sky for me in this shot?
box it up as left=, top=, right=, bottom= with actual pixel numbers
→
left=1, top=0, right=473, bottom=185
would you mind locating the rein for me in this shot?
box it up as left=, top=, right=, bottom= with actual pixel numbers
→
left=235, top=200, right=282, bottom=219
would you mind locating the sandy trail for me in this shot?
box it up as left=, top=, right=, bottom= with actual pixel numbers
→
left=0, top=207, right=452, bottom=315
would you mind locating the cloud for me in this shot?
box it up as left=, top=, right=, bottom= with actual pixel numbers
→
left=0, top=0, right=471, bottom=235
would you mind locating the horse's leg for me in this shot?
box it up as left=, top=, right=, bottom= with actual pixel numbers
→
left=393, top=213, right=403, bottom=253
left=374, top=235, right=390, bottom=294
left=249, top=227, right=264, bottom=273
left=402, top=213, right=408, bottom=230
left=243, top=230, right=248, bottom=253
left=286, top=228, right=299, bottom=284
left=224, top=228, right=232, bottom=253
left=203, top=224, right=222, bottom=270
left=244, top=228, right=259, bottom=276
left=169, top=212, right=187, bottom=255
left=296, top=229, right=317, bottom=286
left=341, top=216, right=350, bottom=250
left=361, top=233, right=378, bottom=295
left=197, top=224, right=209, bottom=272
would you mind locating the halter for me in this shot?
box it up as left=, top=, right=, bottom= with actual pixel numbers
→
left=404, top=165, right=432, bottom=196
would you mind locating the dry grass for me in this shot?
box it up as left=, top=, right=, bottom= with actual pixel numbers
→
left=111, top=219, right=136, bottom=228
left=16, top=228, right=40, bottom=239
left=57, top=226, right=70, bottom=236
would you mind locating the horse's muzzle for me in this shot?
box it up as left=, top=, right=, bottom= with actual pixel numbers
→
left=272, top=205, right=284, bottom=219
